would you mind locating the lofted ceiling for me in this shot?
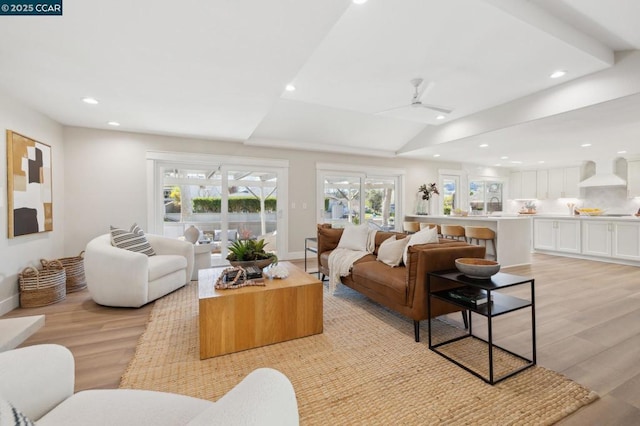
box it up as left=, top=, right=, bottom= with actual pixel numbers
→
left=0, top=0, right=639, bottom=169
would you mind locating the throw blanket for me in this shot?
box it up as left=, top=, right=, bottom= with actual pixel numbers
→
left=327, top=230, right=377, bottom=293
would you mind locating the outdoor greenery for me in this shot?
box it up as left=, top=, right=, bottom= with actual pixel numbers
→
left=192, top=196, right=277, bottom=213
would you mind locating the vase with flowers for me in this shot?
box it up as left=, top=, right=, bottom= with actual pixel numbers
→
left=416, top=183, right=439, bottom=215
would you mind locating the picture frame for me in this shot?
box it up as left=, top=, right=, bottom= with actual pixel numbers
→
left=6, top=130, right=53, bottom=238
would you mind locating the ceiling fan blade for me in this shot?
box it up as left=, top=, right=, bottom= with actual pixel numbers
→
left=416, top=80, right=435, bottom=100
left=415, top=103, right=453, bottom=114
left=375, top=105, right=409, bottom=115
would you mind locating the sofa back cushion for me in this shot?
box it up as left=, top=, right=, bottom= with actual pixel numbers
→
left=337, top=224, right=370, bottom=251
left=402, top=226, right=438, bottom=265
left=376, top=236, right=409, bottom=267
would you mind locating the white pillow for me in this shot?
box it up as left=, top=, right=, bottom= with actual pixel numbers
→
left=377, top=236, right=409, bottom=267
left=337, top=224, right=369, bottom=252
left=403, top=226, right=439, bottom=265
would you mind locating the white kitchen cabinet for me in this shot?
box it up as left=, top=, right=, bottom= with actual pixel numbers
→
left=547, top=167, right=580, bottom=199
left=509, top=170, right=538, bottom=199
left=582, top=221, right=612, bottom=257
left=627, top=160, right=640, bottom=198
left=613, top=222, right=640, bottom=260
left=534, top=219, right=580, bottom=253
left=509, top=172, right=522, bottom=199
left=536, top=170, right=548, bottom=199
left=521, top=171, right=537, bottom=199
left=582, top=220, right=640, bottom=260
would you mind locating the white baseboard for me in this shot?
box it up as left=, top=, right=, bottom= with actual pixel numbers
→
left=0, top=294, right=20, bottom=316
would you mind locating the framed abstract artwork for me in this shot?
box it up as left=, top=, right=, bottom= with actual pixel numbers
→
left=6, top=130, right=53, bottom=238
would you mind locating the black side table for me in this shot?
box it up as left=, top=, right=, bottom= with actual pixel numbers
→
left=427, top=270, right=536, bottom=384
left=304, top=237, right=318, bottom=276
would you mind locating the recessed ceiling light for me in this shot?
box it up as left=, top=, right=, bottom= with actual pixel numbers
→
left=107, top=121, right=120, bottom=126
left=433, top=154, right=441, bottom=158
left=495, top=164, right=502, bottom=167
left=581, top=143, right=592, bottom=147
left=479, top=144, right=489, bottom=148
left=352, top=0, right=368, bottom=4
left=285, top=84, right=296, bottom=92
left=500, top=156, right=509, bottom=160
left=82, top=97, right=99, bottom=105
left=510, top=161, right=522, bottom=164
left=618, top=150, right=627, bottom=154
left=436, top=115, right=446, bottom=120
left=538, top=160, right=545, bottom=164
left=550, top=70, right=567, bottom=79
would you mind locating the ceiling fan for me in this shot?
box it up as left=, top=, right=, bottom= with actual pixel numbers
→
left=378, top=78, right=453, bottom=115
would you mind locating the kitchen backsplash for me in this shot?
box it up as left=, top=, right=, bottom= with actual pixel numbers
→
left=508, top=186, right=640, bottom=215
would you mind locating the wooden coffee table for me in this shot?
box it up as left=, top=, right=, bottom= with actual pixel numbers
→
left=198, top=261, right=323, bottom=359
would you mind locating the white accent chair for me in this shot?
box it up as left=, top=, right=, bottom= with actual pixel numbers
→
left=0, top=344, right=299, bottom=425
left=85, top=234, right=194, bottom=307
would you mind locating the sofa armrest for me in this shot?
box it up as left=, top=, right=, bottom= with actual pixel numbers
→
left=147, top=234, right=194, bottom=283
left=187, top=368, right=299, bottom=426
left=0, top=344, right=74, bottom=421
left=406, top=244, right=486, bottom=317
left=85, top=234, right=149, bottom=307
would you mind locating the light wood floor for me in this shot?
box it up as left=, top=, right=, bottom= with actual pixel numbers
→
left=3, top=255, right=640, bottom=424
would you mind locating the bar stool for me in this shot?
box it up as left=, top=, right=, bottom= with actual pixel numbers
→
left=403, top=221, right=420, bottom=234
left=419, top=222, right=441, bottom=236
left=440, top=225, right=466, bottom=241
left=465, top=226, right=497, bottom=260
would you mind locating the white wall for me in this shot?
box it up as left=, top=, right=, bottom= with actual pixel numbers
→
left=0, top=93, right=64, bottom=315
left=63, top=126, right=463, bottom=257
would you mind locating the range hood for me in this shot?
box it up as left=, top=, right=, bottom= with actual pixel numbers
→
left=578, top=159, right=627, bottom=188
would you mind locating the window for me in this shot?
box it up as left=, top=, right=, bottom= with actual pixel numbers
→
left=317, top=164, right=403, bottom=231
left=469, top=180, right=503, bottom=214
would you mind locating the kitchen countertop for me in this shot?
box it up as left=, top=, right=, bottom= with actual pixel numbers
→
left=528, top=214, right=640, bottom=221
left=404, top=215, right=530, bottom=221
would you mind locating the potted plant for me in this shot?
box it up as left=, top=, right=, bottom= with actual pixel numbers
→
left=226, top=238, right=277, bottom=268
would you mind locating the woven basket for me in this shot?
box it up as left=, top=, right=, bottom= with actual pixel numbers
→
left=55, top=251, right=87, bottom=293
left=19, top=260, right=66, bottom=308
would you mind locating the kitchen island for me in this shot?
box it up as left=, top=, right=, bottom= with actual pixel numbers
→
left=404, top=215, right=532, bottom=267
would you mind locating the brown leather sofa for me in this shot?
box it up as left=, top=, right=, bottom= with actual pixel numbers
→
left=317, top=224, right=486, bottom=341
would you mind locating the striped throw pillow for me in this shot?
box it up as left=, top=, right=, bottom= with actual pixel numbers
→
left=110, top=224, right=156, bottom=256
left=0, top=397, right=35, bottom=426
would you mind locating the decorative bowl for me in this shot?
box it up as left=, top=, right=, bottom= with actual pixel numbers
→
left=455, top=258, right=500, bottom=279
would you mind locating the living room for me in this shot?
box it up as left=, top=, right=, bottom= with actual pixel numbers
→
left=2, top=1, right=640, bottom=424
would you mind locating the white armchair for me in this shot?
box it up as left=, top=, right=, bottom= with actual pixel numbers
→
left=85, top=234, right=194, bottom=307
left=0, top=344, right=299, bottom=425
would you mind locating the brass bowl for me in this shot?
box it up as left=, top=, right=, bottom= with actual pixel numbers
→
left=455, top=258, right=500, bottom=279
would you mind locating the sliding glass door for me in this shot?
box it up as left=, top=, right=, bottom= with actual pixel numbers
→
left=148, top=152, right=287, bottom=265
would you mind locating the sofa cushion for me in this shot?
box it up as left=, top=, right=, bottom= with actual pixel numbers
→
left=110, top=225, right=156, bottom=257
left=403, top=226, right=438, bottom=265
left=337, top=224, right=369, bottom=251
left=351, top=261, right=407, bottom=305
left=377, top=236, right=409, bottom=267
left=148, top=255, right=187, bottom=281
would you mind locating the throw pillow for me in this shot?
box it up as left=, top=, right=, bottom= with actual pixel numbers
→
left=377, top=235, right=409, bottom=267
left=337, top=224, right=369, bottom=252
left=0, top=397, right=35, bottom=426
left=403, top=226, right=438, bottom=265
left=110, top=225, right=156, bottom=256
left=130, top=222, right=144, bottom=236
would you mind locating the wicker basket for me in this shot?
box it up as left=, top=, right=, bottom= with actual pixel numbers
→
left=19, top=260, right=66, bottom=308
left=54, top=251, right=87, bottom=293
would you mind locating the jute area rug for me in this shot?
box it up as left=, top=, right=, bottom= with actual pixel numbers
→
left=120, top=282, right=597, bottom=425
